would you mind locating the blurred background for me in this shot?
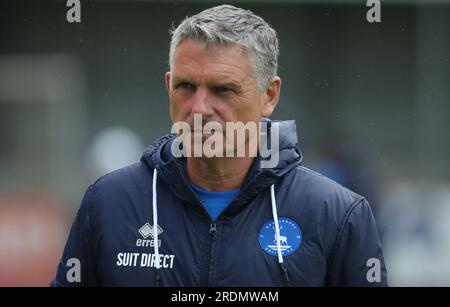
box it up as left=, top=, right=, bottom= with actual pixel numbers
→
left=0, top=0, right=449, bottom=286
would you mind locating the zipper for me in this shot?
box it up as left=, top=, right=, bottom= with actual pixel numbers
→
left=210, top=223, right=217, bottom=235
left=205, top=222, right=219, bottom=286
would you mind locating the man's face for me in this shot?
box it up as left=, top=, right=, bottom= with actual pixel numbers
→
left=166, top=39, right=276, bottom=131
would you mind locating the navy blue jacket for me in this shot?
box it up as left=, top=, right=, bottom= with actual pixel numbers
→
left=51, top=120, right=387, bottom=286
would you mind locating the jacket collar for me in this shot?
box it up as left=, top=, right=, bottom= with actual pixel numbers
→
left=141, top=120, right=303, bottom=220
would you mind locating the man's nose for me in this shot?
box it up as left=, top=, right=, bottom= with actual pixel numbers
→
left=190, top=87, right=213, bottom=117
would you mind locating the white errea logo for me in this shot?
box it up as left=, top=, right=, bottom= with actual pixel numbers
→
left=136, top=223, right=163, bottom=247
left=116, top=223, right=175, bottom=269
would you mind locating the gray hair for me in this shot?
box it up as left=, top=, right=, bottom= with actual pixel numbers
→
left=169, top=4, right=279, bottom=91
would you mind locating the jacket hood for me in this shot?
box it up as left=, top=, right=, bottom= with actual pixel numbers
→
left=140, top=119, right=303, bottom=218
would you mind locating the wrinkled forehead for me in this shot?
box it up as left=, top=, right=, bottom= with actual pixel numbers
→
left=171, top=39, right=255, bottom=82
left=172, top=38, right=250, bottom=64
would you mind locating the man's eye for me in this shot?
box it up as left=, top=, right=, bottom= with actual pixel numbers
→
left=176, top=82, right=195, bottom=90
left=214, top=86, right=232, bottom=93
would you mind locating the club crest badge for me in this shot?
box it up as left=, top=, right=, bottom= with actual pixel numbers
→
left=258, top=218, right=302, bottom=256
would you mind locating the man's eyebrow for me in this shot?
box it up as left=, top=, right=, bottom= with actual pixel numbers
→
left=172, top=77, right=192, bottom=84
left=172, top=77, right=242, bottom=91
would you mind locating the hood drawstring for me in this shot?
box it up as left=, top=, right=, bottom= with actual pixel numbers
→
left=270, top=184, right=291, bottom=283
left=152, top=168, right=161, bottom=287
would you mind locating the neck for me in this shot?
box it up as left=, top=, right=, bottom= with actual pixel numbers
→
left=187, top=156, right=254, bottom=191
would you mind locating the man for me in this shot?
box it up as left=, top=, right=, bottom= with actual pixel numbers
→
left=51, top=4, right=387, bottom=286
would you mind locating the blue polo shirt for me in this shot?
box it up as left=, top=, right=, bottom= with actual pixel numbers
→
left=189, top=182, right=240, bottom=221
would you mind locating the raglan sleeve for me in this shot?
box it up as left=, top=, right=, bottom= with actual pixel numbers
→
left=326, top=198, right=388, bottom=286
left=50, top=184, right=100, bottom=286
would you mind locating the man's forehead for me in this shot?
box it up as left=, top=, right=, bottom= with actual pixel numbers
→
left=174, top=38, right=248, bottom=59
left=171, top=39, right=252, bottom=80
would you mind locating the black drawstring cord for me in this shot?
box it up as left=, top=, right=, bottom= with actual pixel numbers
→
left=280, top=263, right=290, bottom=283
left=156, top=268, right=161, bottom=287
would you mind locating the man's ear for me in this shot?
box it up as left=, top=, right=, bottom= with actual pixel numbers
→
left=262, top=76, right=281, bottom=117
left=165, top=72, right=171, bottom=93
